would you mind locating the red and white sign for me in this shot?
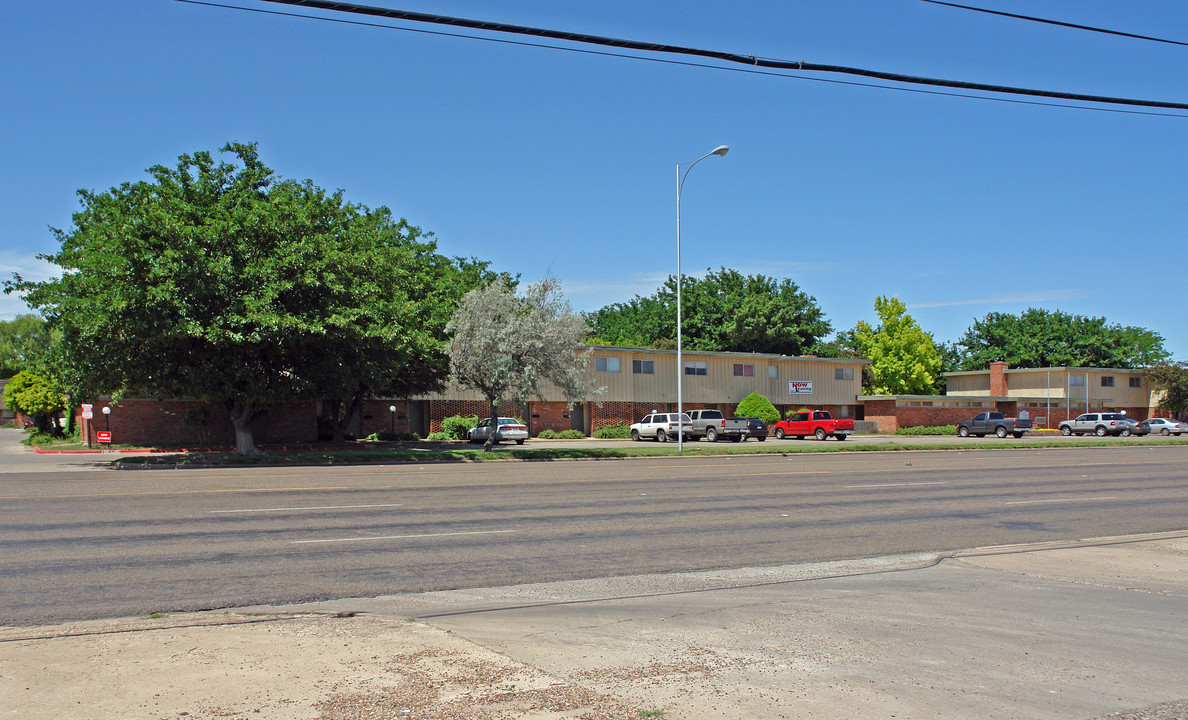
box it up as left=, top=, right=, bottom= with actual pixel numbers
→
left=96, top=431, right=112, bottom=443
left=788, top=381, right=813, bottom=395
left=81, top=404, right=93, bottom=420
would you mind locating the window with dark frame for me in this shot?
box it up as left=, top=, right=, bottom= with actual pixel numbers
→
left=632, top=359, right=654, bottom=375
left=684, top=361, right=707, bottom=376
left=1129, top=377, right=1142, bottom=388
left=595, top=357, right=620, bottom=373
left=1101, top=376, right=1115, bottom=387
left=733, top=363, right=754, bottom=377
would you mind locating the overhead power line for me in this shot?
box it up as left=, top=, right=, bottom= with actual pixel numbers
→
left=247, top=0, right=1188, bottom=112
left=921, top=0, right=1188, bottom=48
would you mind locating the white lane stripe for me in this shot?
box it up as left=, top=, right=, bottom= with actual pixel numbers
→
left=291, top=529, right=516, bottom=545
left=1006, top=497, right=1119, bottom=505
left=210, top=503, right=404, bottom=514
left=845, top=481, right=948, bottom=488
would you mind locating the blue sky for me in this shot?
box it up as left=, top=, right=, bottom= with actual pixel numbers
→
left=4, top=0, right=1186, bottom=359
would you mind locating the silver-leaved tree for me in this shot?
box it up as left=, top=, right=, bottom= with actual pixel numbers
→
left=447, top=278, right=603, bottom=450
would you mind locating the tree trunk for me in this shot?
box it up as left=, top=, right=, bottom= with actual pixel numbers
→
left=483, top=399, right=499, bottom=452
left=228, top=399, right=261, bottom=455
left=330, top=395, right=362, bottom=444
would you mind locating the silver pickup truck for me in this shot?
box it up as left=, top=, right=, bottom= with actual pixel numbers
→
left=687, top=409, right=750, bottom=442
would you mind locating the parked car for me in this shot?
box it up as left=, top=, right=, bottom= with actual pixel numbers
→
left=629, top=412, right=693, bottom=443
left=956, top=411, right=1032, bottom=439
left=686, top=409, right=749, bottom=442
left=466, top=417, right=528, bottom=445
left=1058, top=412, right=1128, bottom=437
left=1119, top=417, right=1148, bottom=437
left=772, top=410, right=854, bottom=441
left=1141, top=417, right=1187, bottom=436
left=737, top=417, right=769, bottom=442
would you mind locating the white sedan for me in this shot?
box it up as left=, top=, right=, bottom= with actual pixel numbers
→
left=1141, top=418, right=1186, bottom=436
left=466, top=417, right=529, bottom=444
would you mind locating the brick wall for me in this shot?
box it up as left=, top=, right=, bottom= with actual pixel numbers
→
left=428, top=400, right=492, bottom=434
left=990, top=362, right=1009, bottom=397
left=590, top=401, right=654, bottom=431
left=529, top=401, right=571, bottom=436
left=77, top=399, right=317, bottom=447
left=358, top=400, right=410, bottom=438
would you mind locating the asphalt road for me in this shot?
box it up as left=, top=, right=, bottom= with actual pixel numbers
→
left=2, top=443, right=1187, bottom=626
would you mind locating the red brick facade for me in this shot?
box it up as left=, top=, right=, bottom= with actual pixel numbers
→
left=76, top=399, right=317, bottom=448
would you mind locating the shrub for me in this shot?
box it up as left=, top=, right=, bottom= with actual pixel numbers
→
left=593, top=422, right=630, bottom=439
left=439, top=414, right=480, bottom=440
left=366, top=431, right=420, bottom=442
left=895, top=424, right=957, bottom=436
left=734, top=392, right=781, bottom=425
left=556, top=429, right=586, bottom=439
left=537, top=428, right=560, bottom=439
left=425, top=431, right=453, bottom=441
left=3, top=371, right=66, bottom=435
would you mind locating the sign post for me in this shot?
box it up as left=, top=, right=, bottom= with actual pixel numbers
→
left=81, top=404, right=94, bottom=448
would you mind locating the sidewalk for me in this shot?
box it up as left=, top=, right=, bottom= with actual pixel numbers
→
left=3, top=533, right=1186, bottom=720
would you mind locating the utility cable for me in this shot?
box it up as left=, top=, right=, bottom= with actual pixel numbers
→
left=921, top=0, right=1188, bottom=48
left=247, top=0, right=1188, bottom=111
left=175, top=0, right=1188, bottom=115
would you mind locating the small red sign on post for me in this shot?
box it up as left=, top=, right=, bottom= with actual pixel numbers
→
left=96, top=431, right=112, bottom=444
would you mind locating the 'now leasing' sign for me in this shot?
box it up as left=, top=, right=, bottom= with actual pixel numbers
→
left=788, top=381, right=813, bottom=394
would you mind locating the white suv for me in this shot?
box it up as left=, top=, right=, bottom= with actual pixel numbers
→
left=630, top=412, right=693, bottom=443
left=1059, top=412, right=1128, bottom=437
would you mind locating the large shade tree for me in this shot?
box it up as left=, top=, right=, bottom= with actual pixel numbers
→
left=9, top=142, right=483, bottom=453
left=1146, top=360, right=1188, bottom=421
left=955, top=308, right=1168, bottom=370
left=447, top=278, right=602, bottom=450
left=587, top=268, right=831, bottom=356
left=853, top=296, right=944, bottom=396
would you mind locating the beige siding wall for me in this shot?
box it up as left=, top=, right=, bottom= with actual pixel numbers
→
left=946, top=374, right=991, bottom=395
left=945, top=368, right=1153, bottom=406
left=414, top=347, right=866, bottom=408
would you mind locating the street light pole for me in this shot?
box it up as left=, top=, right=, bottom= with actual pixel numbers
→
left=676, top=144, right=729, bottom=452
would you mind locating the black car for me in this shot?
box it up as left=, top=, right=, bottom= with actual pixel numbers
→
left=737, top=417, right=768, bottom=441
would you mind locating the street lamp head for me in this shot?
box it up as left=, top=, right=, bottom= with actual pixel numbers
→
left=102, top=406, right=111, bottom=415
left=711, top=145, right=729, bottom=157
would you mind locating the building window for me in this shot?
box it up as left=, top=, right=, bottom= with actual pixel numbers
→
left=684, top=361, right=707, bottom=376
left=733, top=363, right=754, bottom=377
left=1101, top=376, right=1115, bottom=387
left=595, top=357, right=620, bottom=373
left=632, top=359, right=654, bottom=375
left=1069, top=375, right=1085, bottom=387
left=835, top=367, right=854, bottom=381
left=768, top=365, right=778, bottom=379
left=1129, top=376, right=1142, bottom=388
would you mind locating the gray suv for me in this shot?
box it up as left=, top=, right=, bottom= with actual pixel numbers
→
left=1058, top=412, right=1128, bottom=437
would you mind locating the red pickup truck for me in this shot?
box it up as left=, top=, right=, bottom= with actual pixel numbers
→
left=772, top=410, right=854, bottom=441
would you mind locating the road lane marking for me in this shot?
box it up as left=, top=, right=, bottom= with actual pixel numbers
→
left=291, top=529, right=515, bottom=545
left=210, top=503, right=404, bottom=514
left=1006, top=496, right=1119, bottom=505
left=845, top=481, right=948, bottom=488
left=0, top=486, right=351, bottom=500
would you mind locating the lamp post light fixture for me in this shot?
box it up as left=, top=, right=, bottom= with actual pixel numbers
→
left=389, top=405, right=397, bottom=434
left=102, top=405, right=111, bottom=432
left=675, top=144, right=729, bottom=451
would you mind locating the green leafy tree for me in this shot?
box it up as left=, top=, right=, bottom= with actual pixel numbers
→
left=3, top=370, right=66, bottom=433
left=587, top=268, right=831, bottom=355
left=955, top=308, right=1168, bottom=370
left=0, top=314, right=52, bottom=378
left=448, top=278, right=603, bottom=451
left=854, top=296, right=943, bottom=395
left=1146, top=360, right=1188, bottom=421
left=8, top=142, right=476, bottom=453
left=734, top=392, right=780, bottom=425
